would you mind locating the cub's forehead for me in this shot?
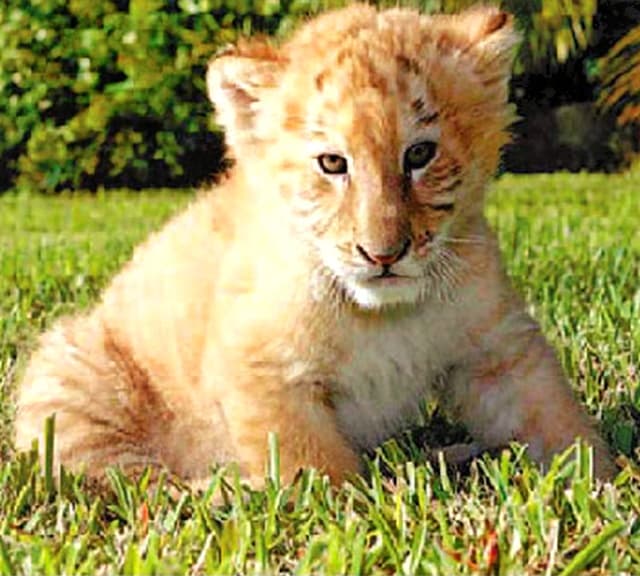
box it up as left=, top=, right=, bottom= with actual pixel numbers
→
left=276, top=8, right=445, bottom=144
left=285, top=4, right=423, bottom=56
left=283, top=6, right=430, bottom=90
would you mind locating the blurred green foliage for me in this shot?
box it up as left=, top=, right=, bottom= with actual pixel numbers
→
left=0, top=0, right=340, bottom=192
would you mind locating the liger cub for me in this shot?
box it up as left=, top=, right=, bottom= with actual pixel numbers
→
left=15, top=4, right=616, bottom=487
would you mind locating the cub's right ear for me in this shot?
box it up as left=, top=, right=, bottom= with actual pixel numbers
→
left=206, top=43, right=285, bottom=154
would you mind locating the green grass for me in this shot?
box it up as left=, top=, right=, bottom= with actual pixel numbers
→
left=0, top=174, right=639, bottom=574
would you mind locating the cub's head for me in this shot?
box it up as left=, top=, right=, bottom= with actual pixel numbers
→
left=207, top=4, right=518, bottom=309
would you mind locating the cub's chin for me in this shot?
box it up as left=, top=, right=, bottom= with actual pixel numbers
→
left=344, top=276, right=423, bottom=309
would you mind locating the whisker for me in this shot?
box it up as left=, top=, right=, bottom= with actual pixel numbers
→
left=441, top=236, right=487, bottom=245
left=418, top=242, right=470, bottom=303
left=310, top=261, right=344, bottom=309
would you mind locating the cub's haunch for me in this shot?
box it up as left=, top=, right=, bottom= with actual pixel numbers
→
left=15, top=4, right=616, bottom=486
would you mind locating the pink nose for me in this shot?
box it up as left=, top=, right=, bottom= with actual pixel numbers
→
left=356, top=240, right=410, bottom=266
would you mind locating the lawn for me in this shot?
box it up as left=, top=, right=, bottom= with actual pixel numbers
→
left=0, top=173, right=638, bottom=574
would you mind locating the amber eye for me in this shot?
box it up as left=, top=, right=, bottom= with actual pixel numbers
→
left=404, top=141, right=437, bottom=173
left=317, top=154, right=348, bottom=175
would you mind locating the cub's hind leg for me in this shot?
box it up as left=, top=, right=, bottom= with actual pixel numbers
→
left=15, top=313, right=170, bottom=478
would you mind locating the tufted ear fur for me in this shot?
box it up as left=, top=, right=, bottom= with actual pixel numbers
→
left=206, top=43, right=285, bottom=154
left=433, top=6, right=520, bottom=83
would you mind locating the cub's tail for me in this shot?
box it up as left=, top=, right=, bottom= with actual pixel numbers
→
left=15, top=312, right=164, bottom=476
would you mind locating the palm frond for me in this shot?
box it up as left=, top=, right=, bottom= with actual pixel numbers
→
left=598, top=24, right=640, bottom=126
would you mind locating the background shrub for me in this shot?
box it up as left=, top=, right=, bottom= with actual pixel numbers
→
left=0, top=0, right=343, bottom=193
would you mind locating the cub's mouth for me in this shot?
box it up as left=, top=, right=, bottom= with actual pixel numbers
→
left=318, top=244, right=425, bottom=308
left=367, top=267, right=413, bottom=283
left=379, top=266, right=397, bottom=278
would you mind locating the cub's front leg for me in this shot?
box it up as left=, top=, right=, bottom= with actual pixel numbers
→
left=443, top=311, right=617, bottom=479
left=220, top=375, right=362, bottom=488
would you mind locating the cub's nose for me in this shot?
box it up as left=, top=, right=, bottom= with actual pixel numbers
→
left=356, top=239, right=411, bottom=266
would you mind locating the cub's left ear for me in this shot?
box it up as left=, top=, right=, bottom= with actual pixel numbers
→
left=439, top=6, right=520, bottom=80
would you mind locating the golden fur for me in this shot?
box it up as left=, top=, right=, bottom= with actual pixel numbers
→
left=15, top=4, right=616, bottom=486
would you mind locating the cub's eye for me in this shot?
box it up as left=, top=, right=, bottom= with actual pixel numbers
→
left=317, top=154, right=348, bottom=175
left=404, top=141, right=437, bottom=173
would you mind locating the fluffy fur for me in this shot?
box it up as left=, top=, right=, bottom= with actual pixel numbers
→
left=15, top=4, right=616, bottom=486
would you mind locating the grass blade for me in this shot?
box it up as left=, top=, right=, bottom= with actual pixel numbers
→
left=44, top=414, right=55, bottom=495
left=0, top=538, right=14, bottom=576
left=558, top=520, right=626, bottom=576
